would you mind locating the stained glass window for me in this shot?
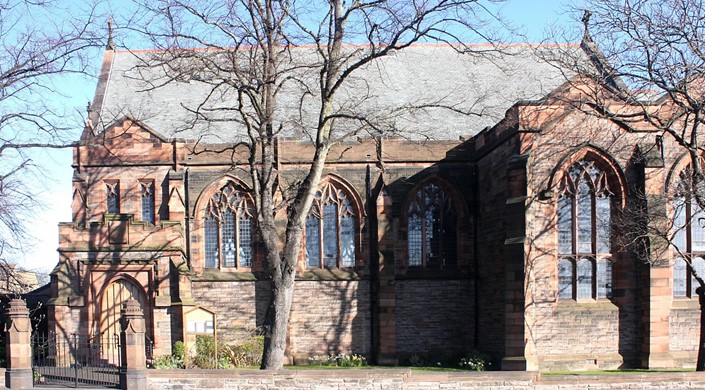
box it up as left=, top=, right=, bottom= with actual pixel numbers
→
left=222, top=209, right=236, bottom=267
left=106, top=182, right=120, bottom=214
left=305, top=182, right=357, bottom=268
left=140, top=181, right=155, bottom=223
left=671, top=169, right=705, bottom=298
left=673, top=197, right=687, bottom=251
left=406, top=182, right=456, bottom=269
left=597, top=259, right=612, bottom=299
left=674, top=258, right=687, bottom=297
left=204, top=216, right=219, bottom=269
left=557, top=159, right=614, bottom=300
left=576, top=259, right=593, bottom=299
left=558, top=196, right=572, bottom=255
left=692, top=257, right=705, bottom=297
left=692, top=201, right=705, bottom=252
left=558, top=259, right=574, bottom=300
left=202, top=182, right=255, bottom=269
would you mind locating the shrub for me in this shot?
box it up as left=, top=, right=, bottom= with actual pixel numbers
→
left=307, top=354, right=367, bottom=367
left=221, top=335, right=264, bottom=368
left=151, top=341, right=185, bottom=369
left=173, top=341, right=185, bottom=361
left=152, top=354, right=183, bottom=369
left=190, top=335, right=230, bottom=369
left=457, top=350, right=491, bottom=371
left=336, top=354, right=367, bottom=367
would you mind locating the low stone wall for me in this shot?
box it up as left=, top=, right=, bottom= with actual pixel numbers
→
left=146, top=369, right=705, bottom=390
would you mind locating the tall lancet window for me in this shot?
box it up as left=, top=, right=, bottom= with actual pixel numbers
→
left=203, top=182, right=255, bottom=269
left=406, top=181, right=457, bottom=269
left=305, top=182, right=357, bottom=269
left=557, top=159, right=614, bottom=300
left=672, top=168, right=705, bottom=298
left=106, top=181, right=120, bottom=214
left=140, top=181, right=155, bottom=224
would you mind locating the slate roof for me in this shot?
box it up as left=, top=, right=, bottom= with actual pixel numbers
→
left=93, top=44, right=580, bottom=143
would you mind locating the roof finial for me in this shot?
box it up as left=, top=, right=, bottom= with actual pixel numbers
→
left=85, top=101, right=93, bottom=129
left=581, top=9, right=593, bottom=43
left=107, top=17, right=115, bottom=50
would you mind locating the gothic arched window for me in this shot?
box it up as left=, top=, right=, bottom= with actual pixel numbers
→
left=406, top=181, right=457, bottom=269
left=672, top=169, right=705, bottom=297
left=557, top=159, right=614, bottom=300
left=305, top=182, right=357, bottom=268
left=203, top=182, right=255, bottom=269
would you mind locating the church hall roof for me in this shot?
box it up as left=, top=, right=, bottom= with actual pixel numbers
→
left=91, top=44, right=580, bottom=144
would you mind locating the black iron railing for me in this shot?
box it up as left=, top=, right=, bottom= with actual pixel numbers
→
left=31, top=333, right=121, bottom=388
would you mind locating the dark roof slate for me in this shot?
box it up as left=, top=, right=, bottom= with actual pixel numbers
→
left=94, top=44, right=580, bottom=143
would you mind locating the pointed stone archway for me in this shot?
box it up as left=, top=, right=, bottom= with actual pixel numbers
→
left=99, top=278, right=149, bottom=364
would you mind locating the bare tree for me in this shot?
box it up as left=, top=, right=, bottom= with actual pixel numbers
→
left=0, top=0, right=99, bottom=266
left=546, top=0, right=705, bottom=370
left=123, top=0, right=509, bottom=369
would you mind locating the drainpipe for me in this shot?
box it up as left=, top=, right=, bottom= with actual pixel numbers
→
left=366, top=163, right=378, bottom=364
left=184, top=168, right=191, bottom=266
left=472, top=165, right=480, bottom=348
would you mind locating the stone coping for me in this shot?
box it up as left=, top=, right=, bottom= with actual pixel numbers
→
left=147, top=368, right=538, bottom=381
left=146, top=368, right=705, bottom=384
left=540, top=371, right=705, bottom=383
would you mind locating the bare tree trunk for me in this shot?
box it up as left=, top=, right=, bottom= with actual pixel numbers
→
left=261, top=271, right=295, bottom=369
left=697, top=287, right=705, bottom=371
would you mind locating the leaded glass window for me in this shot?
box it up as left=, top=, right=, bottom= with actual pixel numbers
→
left=674, top=258, right=687, bottom=297
left=558, top=259, right=574, bottom=300
left=140, top=181, right=155, bottom=223
left=203, top=182, right=255, bottom=269
left=597, top=259, right=613, bottom=299
left=204, top=217, right=219, bottom=269
left=692, top=257, right=705, bottom=297
left=576, top=259, right=593, bottom=299
left=556, top=159, right=614, bottom=300
left=406, top=182, right=457, bottom=269
left=305, top=182, right=358, bottom=268
left=106, top=181, right=120, bottom=214
left=671, top=170, right=705, bottom=298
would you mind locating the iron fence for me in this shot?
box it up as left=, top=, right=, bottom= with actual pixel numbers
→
left=31, top=333, right=121, bottom=388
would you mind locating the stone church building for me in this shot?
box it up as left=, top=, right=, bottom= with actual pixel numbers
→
left=47, top=36, right=702, bottom=371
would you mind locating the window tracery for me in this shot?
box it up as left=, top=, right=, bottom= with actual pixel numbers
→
left=140, top=181, right=155, bottom=224
left=106, top=181, right=120, bottom=214
left=406, top=181, right=457, bottom=269
left=557, top=159, right=614, bottom=300
left=305, top=181, right=356, bottom=268
left=203, top=182, right=255, bottom=269
left=672, top=167, right=705, bottom=297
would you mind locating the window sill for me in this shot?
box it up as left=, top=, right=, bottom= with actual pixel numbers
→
left=555, top=299, right=618, bottom=312
left=672, top=298, right=700, bottom=310
left=194, top=270, right=258, bottom=281
left=219, top=266, right=253, bottom=272
left=299, top=268, right=361, bottom=281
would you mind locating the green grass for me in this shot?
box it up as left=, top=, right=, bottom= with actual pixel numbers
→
left=286, top=365, right=374, bottom=370
left=409, top=366, right=469, bottom=372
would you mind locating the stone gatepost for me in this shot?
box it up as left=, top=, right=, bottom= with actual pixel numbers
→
left=5, top=299, right=33, bottom=389
left=120, top=299, right=146, bottom=390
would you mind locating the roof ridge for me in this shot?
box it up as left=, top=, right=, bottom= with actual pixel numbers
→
left=115, top=42, right=579, bottom=54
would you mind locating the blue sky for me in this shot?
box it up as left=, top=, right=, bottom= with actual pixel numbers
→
left=23, top=0, right=579, bottom=273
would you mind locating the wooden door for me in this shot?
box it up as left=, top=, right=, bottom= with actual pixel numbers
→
left=99, top=279, right=147, bottom=364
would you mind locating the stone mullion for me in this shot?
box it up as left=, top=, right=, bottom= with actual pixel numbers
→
left=234, top=210, right=241, bottom=269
